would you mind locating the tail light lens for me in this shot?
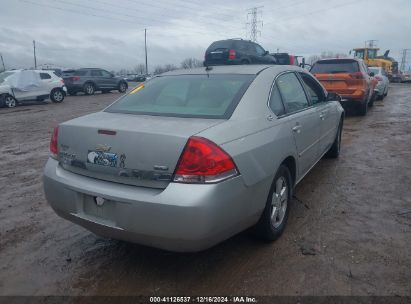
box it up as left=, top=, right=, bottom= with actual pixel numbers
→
left=228, top=49, right=236, bottom=60
left=71, top=76, right=80, bottom=81
left=375, top=76, right=383, bottom=81
left=173, top=137, right=238, bottom=184
left=50, top=126, right=59, bottom=159
left=349, top=72, right=364, bottom=79
left=60, top=79, right=65, bottom=85
left=289, top=55, right=295, bottom=65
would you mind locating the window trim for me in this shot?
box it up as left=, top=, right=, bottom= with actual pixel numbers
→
left=297, top=71, right=328, bottom=106
left=267, top=71, right=312, bottom=119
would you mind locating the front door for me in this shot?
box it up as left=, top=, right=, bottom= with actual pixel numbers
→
left=298, top=72, right=337, bottom=156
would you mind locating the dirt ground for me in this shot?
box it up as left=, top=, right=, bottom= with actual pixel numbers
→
left=0, top=84, right=410, bottom=296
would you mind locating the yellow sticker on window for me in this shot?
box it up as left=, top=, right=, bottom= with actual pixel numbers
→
left=130, top=84, right=145, bottom=94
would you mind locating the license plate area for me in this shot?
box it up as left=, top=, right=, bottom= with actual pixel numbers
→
left=83, top=195, right=116, bottom=223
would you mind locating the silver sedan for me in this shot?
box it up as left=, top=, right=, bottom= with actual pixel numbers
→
left=43, top=65, right=344, bottom=252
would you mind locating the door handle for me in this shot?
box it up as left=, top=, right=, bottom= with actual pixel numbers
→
left=319, top=111, right=327, bottom=120
left=292, top=125, right=301, bottom=134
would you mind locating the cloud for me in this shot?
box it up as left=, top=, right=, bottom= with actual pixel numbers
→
left=0, top=0, right=410, bottom=71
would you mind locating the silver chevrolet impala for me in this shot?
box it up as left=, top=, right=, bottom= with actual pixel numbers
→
left=43, top=65, right=344, bottom=252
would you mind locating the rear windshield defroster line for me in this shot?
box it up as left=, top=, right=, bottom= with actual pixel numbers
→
left=105, top=74, right=256, bottom=119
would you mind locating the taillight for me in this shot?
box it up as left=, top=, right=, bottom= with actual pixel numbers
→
left=71, top=76, right=80, bottom=81
left=228, top=49, right=236, bottom=60
left=50, top=126, right=59, bottom=159
left=375, top=76, right=383, bottom=81
left=349, top=72, right=364, bottom=79
left=289, top=55, right=294, bottom=65
left=173, top=136, right=238, bottom=184
left=60, top=79, right=65, bottom=85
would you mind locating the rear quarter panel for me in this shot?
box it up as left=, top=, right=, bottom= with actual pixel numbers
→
left=198, top=67, right=299, bottom=188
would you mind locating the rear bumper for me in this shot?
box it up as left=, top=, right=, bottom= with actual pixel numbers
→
left=43, top=159, right=266, bottom=252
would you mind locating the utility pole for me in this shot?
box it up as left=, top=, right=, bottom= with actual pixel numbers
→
left=246, top=6, right=263, bottom=42
left=0, top=53, right=5, bottom=72
left=33, top=40, right=37, bottom=69
left=144, top=29, right=148, bottom=75
left=400, top=49, right=411, bottom=71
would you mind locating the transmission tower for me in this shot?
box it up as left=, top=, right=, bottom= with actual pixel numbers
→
left=246, top=6, right=263, bottom=42
left=365, top=40, right=378, bottom=48
left=400, top=49, right=411, bottom=71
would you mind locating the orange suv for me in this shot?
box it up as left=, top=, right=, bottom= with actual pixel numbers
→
left=310, top=58, right=377, bottom=115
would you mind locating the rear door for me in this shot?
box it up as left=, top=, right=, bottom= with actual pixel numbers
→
left=38, top=72, right=54, bottom=96
left=90, top=69, right=104, bottom=88
left=299, top=72, right=337, bottom=156
left=276, top=72, right=320, bottom=176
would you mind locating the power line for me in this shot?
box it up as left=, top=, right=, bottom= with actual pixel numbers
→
left=400, top=49, right=411, bottom=71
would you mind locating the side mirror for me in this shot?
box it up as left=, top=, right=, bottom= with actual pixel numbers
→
left=264, top=51, right=269, bottom=56
left=326, top=92, right=341, bottom=102
left=369, top=72, right=375, bottom=77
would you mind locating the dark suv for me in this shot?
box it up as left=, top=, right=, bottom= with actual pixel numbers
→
left=204, top=39, right=276, bottom=66
left=62, top=68, right=128, bottom=95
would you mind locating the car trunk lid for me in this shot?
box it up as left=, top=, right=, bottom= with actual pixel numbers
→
left=58, top=112, right=224, bottom=189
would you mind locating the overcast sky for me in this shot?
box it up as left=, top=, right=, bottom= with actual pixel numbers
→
left=1, top=0, right=410, bottom=72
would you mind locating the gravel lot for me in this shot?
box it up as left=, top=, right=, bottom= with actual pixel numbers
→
left=0, top=83, right=410, bottom=296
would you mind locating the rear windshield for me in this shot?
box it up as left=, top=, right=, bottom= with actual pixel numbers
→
left=207, top=41, right=234, bottom=50
left=310, top=60, right=359, bottom=74
left=106, top=74, right=254, bottom=119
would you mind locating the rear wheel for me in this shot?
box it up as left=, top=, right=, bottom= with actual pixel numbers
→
left=254, top=165, right=292, bottom=241
left=2, top=94, right=17, bottom=108
left=50, top=88, right=64, bottom=103
left=84, top=83, right=95, bottom=95
left=326, top=119, right=342, bottom=158
left=369, top=92, right=376, bottom=107
left=358, top=94, right=368, bottom=116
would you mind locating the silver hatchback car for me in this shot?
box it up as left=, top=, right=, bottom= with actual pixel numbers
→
left=43, top=65, right=344, bottom=252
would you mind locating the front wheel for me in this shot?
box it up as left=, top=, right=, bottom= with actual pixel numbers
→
left=118, top=82, right=127, bottom=93
left=1, top=94, right=17, bottom=108
left=358, top=99, right=368, bottom=116
left=254, top=165, right=292, bottom=241
left=50, top=89, right=64, bottom=103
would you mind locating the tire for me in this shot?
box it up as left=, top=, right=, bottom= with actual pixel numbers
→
left=1, top=94, right=17, bottom=108
left=358, top=95, right=368, bottom=116
left=118, top=82, right=127, bottom=93
left=84, top=83, right=95, bottom=95
left=50, top=89, right=64, bottom=103
left=254, top=165, right=292, bottom=241
left=369, top=93, right=376, bottom=107
left=326, top=119, right=342, bottom=158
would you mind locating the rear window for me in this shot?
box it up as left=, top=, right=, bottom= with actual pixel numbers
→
left=106, top=74, right=254, bottom=119
left=208, top=40, right=234, bottom=50
left=310, top=60, right=359, bottom=74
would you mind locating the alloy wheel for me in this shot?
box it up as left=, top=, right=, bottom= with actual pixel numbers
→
left=271, top=176, right=288, bottom=228
left=5, top=96, right=16, bottom=108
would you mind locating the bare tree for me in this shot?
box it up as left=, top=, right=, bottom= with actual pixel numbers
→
left=181, top=58, right=203, bottom=69
left=133, top=64, right=146, bottom=75
left=154, top=64, right=178, bottom=75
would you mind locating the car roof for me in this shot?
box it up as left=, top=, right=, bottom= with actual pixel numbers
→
left=317, top=58, right=362, bottom=63
left=161, top=65, right=302, bottom=76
